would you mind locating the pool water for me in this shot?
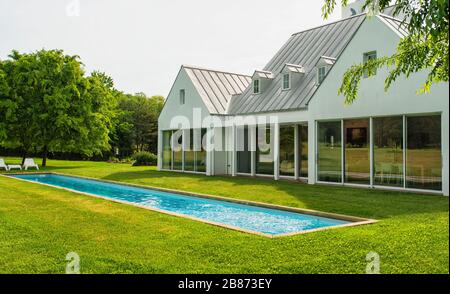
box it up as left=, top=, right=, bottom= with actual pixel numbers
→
left=10, top=174, right=350, bottom=236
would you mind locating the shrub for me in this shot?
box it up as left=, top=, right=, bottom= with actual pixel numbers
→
left=132, top=151, right=157, bottom=166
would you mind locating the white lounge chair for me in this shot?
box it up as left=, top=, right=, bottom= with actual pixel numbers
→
left=0, top=158, right=9, bottom=171
left=23, top=158, right=39, bottom=170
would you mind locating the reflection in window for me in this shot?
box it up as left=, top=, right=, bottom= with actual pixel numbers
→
left=172, top=130, right=183, bottom=170
left=406, top=115, right=441, bottom=190
left=256, top=125, right=274, bottom=175
left=195, top=128, right=207, bottom=172
left=279, top=125, right=295, bottom=176
left=237, top=126, right=252, bottom=173
left=373, top=117, right=403, bottom=187
left=184, top=130, right=195, bottom=171
left=162, top=130, right=172, bottom=169
left=344, top=119, right=370, bottom=184
left=317, top=121, right=341, bottom=182
left=299, top=124, right=308, bottom=178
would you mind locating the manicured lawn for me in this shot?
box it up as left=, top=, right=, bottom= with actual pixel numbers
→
left=0, top=158, right=448, bottom=273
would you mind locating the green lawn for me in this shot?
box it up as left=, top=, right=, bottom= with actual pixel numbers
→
left=0, top=158, right=448, bottom=274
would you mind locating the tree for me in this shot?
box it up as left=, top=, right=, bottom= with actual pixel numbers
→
left=110, top=93, right=164, bottom=157
left=322, top=0, right=449, bottom=103
left=0, top=60, right=12, bottom=144
left=0, top=50, right=117, bottom=166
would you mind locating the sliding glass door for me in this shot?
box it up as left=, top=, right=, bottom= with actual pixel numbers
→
left=162, top=130, right=172, bottom=169
left=317, top=121, right=342, bottom=183
left=237, top=126, right=252, bottom=174
left=344, top=119, right=370, bottom=184
left=373, top=117, right=403, bottom=187
left=256, top=125, right=274, bottom=175
left=298, top=124, right=308, bottom=178
left=279, top=125, right=295, bottom=177
left=184, top=130, right=195, bottom=172
left=406, top=115, right=442, bottom=190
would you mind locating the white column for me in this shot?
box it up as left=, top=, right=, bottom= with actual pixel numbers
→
left=250, top=124, right=256, bottom=176
left=341, top=119, right=345, bottom=185
left=403, top=115, right=407, bottom=189
left=157, top=129, right=163, bottom=170
left=294, top=124, right=299, bottom=180
left=274, top=123, right=280, bottom=180
left=369, top=117, right=374, bottom=187
left=182, top=129, right=187, bottom=172
left=442, top=112, right=449, bottom=196
left=308, top=120, right=316, bottom=184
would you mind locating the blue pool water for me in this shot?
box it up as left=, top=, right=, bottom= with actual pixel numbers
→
left=10, top=174, right=350, bottom=236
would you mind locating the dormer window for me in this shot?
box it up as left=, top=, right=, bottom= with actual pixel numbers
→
left=317, top=66, right=327, bottom=84
left=282, top=73, right=290, bottom=90
left=253, top=79, right=260, bottom=94
left=179, top=89, right=185, bottom=105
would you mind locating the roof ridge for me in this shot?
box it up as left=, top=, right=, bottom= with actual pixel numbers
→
left=182, top=64, right=251, bottom=78
left=378, top=12, right=407, bottom=23
left=291, top=12, right=366, bottom=36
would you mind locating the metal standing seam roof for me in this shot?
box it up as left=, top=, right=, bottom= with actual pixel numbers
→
left=377, top=14, right=409, bottom=38
left=227, top=14, right=367, bottom=115
left=182, top=65, right=252, bottom=114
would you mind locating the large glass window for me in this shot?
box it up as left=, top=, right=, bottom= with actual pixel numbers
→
left=173, top=130, right=183, bottom=170
left=256, top=125, right=274, bottom=175
left=344, top=119, right=370, bottom=184
left=279, top=125, right=295, bottom=176
left=373, top=117, right=403, bottom=187
left=195, top=128, right=207, bottom=173
left=298, top=124, right=308, bottom=178
left=317, top=121, right=341, bottom=183
left=237, top=126, right=252, bottom=173
left=162, top=130, right=172, bottom=169
left=184, top=130, right=195, bottom=171
left=406, top=115, right=442, bottom=191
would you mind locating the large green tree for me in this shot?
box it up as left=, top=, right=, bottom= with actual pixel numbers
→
left=322, top=0, right=449, bottom=103
left=0, top=49, right=117, bottom=166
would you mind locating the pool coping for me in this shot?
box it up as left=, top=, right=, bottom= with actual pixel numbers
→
left=2, top=172, right=378, bottom=238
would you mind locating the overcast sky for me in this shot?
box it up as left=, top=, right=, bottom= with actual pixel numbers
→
left=0, top=0, right=340, bottom=97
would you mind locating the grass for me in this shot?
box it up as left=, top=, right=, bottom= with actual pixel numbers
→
left=0, top=157, right=448, bottom=274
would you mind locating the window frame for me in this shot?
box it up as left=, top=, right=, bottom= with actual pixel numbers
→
left=317, top=66, right=327, bottom=84
left=282, top=73, right=291, bottom=90
left=363, top=51, right=377, bottom=78
left=253, top=79, right=260, bottom=94
left=179, top=89, right=185, bottom=105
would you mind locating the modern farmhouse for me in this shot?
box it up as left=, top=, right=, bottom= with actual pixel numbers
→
left=158, top=4, right=449, bottom=196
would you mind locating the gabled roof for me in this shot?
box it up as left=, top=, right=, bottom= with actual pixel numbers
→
left=228, top=14, right=367, bottom=114
left=253, top=70, right=274, bottom=79
left=182, top=65, right=251, bottom=114
left=317, top=56, right=337, bottom=66
left=281, top=63, right=305, bottom=74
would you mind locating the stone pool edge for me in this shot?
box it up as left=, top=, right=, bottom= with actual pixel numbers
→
left=2, top=172, right=378, bottom=238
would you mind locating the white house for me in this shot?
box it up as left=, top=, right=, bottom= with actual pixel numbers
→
left=158, top=4, right=449, bottom=196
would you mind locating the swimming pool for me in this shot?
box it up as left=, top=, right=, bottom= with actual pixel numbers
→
left=8, top=173, right=371, bottom=237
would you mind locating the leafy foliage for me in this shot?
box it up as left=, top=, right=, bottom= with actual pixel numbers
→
left=322, top=0, right=449, bottom=103
left=132, top=151, right=157, bottom=166
left=0, top=50, right=118, bottom=166
left=110, top=93, right=164, bottom=157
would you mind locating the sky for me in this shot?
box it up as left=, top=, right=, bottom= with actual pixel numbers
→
left=0, top=0, right=341, bottom=97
